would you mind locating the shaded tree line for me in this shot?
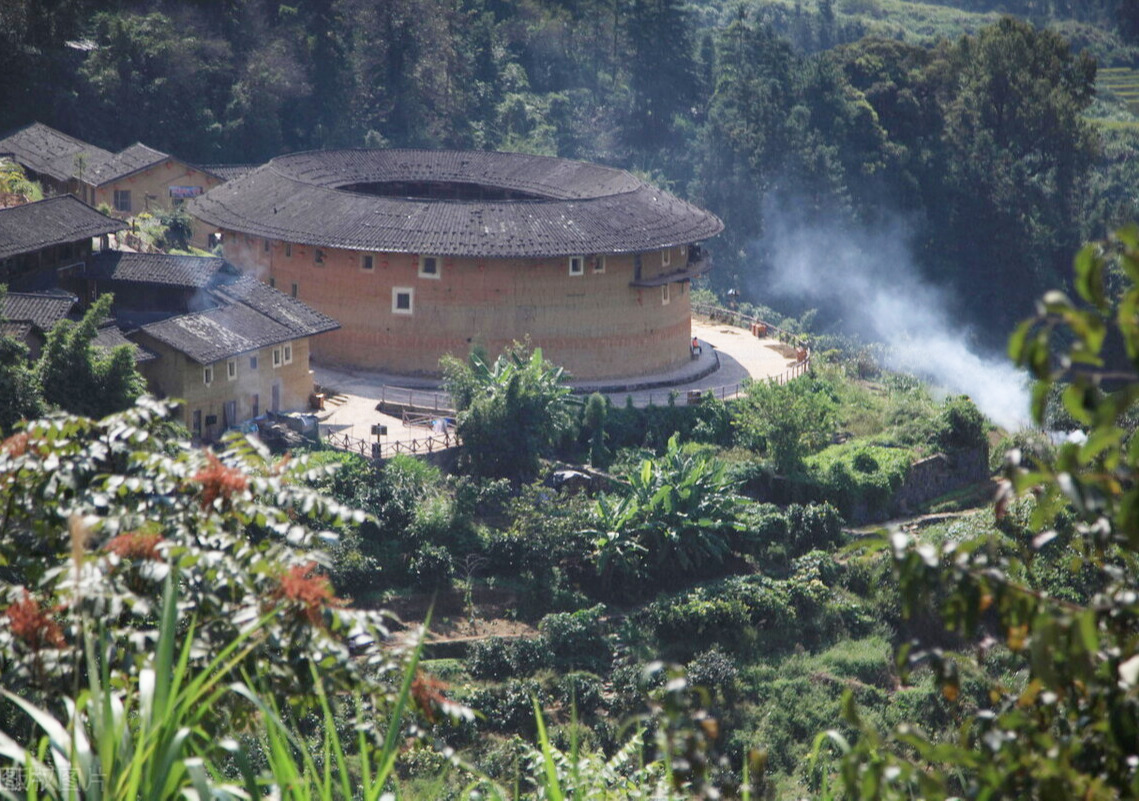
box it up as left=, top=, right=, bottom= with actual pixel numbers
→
left=0, top=0, right=1121, bottom=344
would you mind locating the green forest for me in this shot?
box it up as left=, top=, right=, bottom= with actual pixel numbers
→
left=9, top=0, right=1139, bottom=340
left=7, top=0, right=1139, bottom=798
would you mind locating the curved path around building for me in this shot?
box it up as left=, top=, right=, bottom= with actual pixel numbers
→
left=312, top=315, right=800, bottom=447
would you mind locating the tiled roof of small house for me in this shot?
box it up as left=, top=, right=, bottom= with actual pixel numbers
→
left=130, top=263, right=339, bottom=364
left=212, top=274, right=339, bottom=339
left=139, top=303, right=297, bottom=365
left=0, top=196, right=124, bottom=260
left=87, top=143, right=170, bottom=186
left=86, top=251, right=233, bottom=288
left=2, top=289, right=76, bottom=331
left=190, top=149, right=724, bottom=258
left=93, top=323, right=157, bottom=362
left=0, top=123, right=114, bottom=184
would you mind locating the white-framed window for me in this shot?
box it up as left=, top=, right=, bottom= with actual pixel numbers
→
left=661, top=283, right=671, bottom=305
left=418, top=255, right=440, bottom=279
left=392, top=287, right=414, bottom=315
left=285, top=243, right=292, bottom=258
left=272, top=347, right=282, bottom=368
left=361, top=253, right=375, bottom=272
left=203, top=365, right=214, bottom=386
left=113, top=189, right=131, bottom=212
left=592, top=255, right=606, bottom=274
left=283, top=343, right=293, bottom=364
left=314, top=248, right=325, bottom=265
left=227, top=358, right=237, bottom=381
left=662, top=248, right=671, bottom=267
left=568, top=256, right=584, bottom=276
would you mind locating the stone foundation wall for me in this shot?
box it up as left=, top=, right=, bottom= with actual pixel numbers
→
left=891, top=446, right=990, bottom=516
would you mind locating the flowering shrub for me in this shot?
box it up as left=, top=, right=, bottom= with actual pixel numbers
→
left=0, top=398, right=394, bottom=709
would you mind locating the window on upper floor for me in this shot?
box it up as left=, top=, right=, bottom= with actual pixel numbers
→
left=362, top=253, right=375, bottom=272
left=227, top=359, right=237, bottom=380
left=419, top=255, right=440, bottom=279
left=662, top=248, right=671, bottom=267
left=203, top=365, right=214, bottom=385
left=568, top=256, right=584, bottom=276
left=113, top=190, right=131, bottom=212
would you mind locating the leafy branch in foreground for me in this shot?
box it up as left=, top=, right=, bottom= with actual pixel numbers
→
left=834, top=224, right=1139, bottom=798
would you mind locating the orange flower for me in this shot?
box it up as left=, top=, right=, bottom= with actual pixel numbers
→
left=411, top=670, right=452, bottom=723
left=2, top=432, right=30, bottom=457
left=5, top=590, right=66, bottom=650
left=105, top=532, right=164, bottom=561
left=273, top=562, right=344, bottom=626
left=192, top=451, right=248, bottom=509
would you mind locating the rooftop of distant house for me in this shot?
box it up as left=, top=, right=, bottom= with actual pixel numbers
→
left=0, top=122, right=225, bottom=186
left=0, top=195, right=124, bottom=260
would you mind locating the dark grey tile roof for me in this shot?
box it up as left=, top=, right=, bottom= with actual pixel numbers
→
left=0, top=123, right=114, bottom=183
left=2, top=289, right=75, bottom=331
left=86, top=251, right=231, bottom=288
left=0, top=196, right=124, bottom=260
left=190, top=149, right=723, bottom=258
left=211, top=275, right=339, bottom=338
left=87, top=143, right=170, bottom=186
left=140, top=303, right=296, bottom=364
left=93, top=323, right=157, bottom=362
left=195, top=163, right=259, bottom=181
left=117, top=256, right=341, bottom=364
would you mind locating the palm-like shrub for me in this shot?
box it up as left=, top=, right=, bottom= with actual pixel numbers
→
left=443, top=342, right=573, bottom=481
left=587, top=434, right=744, bottom=599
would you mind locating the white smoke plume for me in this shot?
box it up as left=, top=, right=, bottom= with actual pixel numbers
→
left=753, top=211, right=1031, bottom=431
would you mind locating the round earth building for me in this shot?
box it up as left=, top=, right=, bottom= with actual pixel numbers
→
left=190, top=149, right=723, bottom=381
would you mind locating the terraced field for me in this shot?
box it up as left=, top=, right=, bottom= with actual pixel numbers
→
left=1098, top=66, right=1139, bottom=115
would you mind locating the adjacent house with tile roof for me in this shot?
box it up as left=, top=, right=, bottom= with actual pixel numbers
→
left=1, top=288, right=78, bottom=358
left=81, top=252, right=339, bottom=441
left=0, top=195, right=123, bottom=291
left=0, top=123, right=226, bottom=217
left=190, top=149, right=723, bottom=381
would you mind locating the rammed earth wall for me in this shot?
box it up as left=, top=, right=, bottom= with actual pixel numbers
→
left=221, top=236, right=695, bottom=380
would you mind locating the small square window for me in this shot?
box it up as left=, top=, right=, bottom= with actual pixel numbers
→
left=283, top=343, right=293, bottom=364
left=392, top=287, right=414, bottom=315
left=291, top=283, right=298, bottom=298
left=272, top=348, right=282, bottom=368
left=113, top=189, right=131, bottom=212
left=227, top=359, right=237, bottom=380
left=250, top=355, right=258, bottom=370
left=285, top=243, right=292, bottom=257
left=203, top=366, right=214, bottom=385
left=568, top=256, right=584, bottom=276
left=592, top=255, right=606, bottom=273
left=661, top=283, right=671, bottom=305
left=418, top=255, right=440, bottom=279
left=315, top=249, right=325, bottom=265
left=362, top=254, right=375, bottom=271
left=662, top=248, right=671, bottom=267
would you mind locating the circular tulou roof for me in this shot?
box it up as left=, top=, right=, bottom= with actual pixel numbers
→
left=189, top=149, right=723, bottom=258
